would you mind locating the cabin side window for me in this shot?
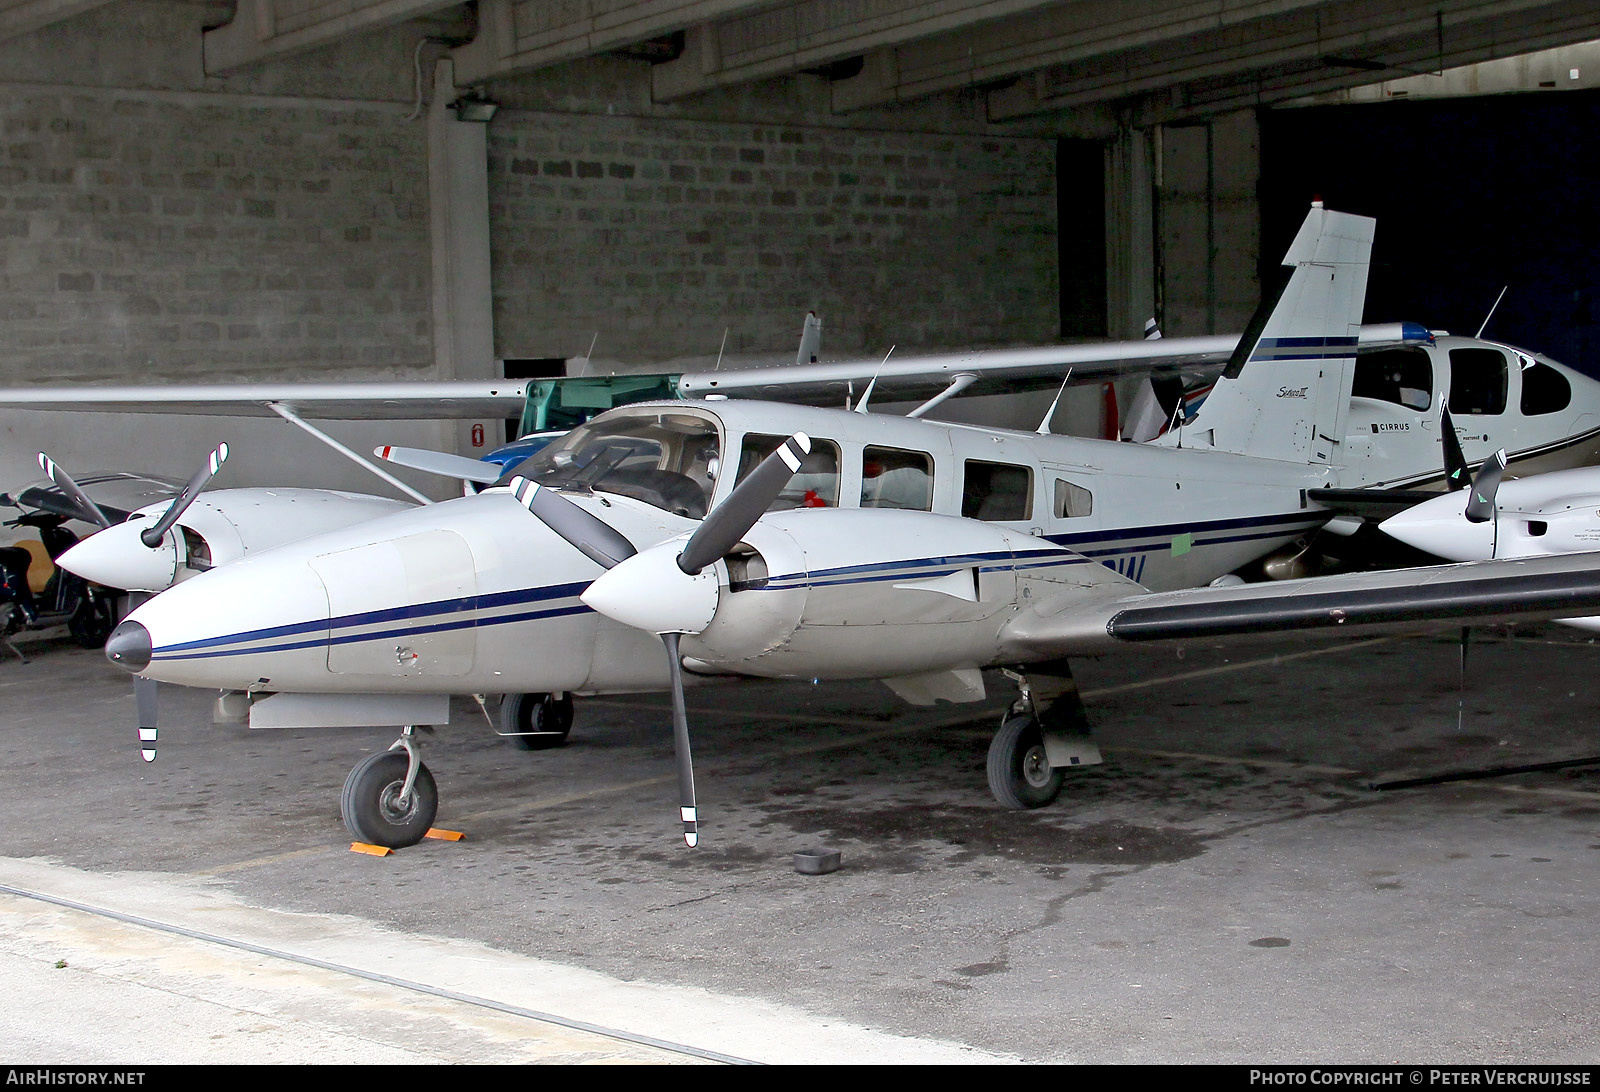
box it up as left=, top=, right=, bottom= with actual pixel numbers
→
left=962, top=460, right=1033, bottom=521
left=1352, top=347, right=1432, bottom=410
left=518, top=411, right=720, bottom=518
left=737, top=433, right=841, bottom=509
left=1449, top=348, right=1509, bottom=415
left=1520, top=359, right=1572, bottom=416
left=1053, top=477, right=1093, bottom=519
left=861, top=446, right=934, bottom=511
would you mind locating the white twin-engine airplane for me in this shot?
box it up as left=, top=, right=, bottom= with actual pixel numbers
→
left=101, top=203, right=1600, bottom=850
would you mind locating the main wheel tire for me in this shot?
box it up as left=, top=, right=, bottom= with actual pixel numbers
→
left=341, top=751, right=438, bottom=848
left=987, top=714, right=1064, bottom=810
left=69, top=595, right=116, bottom=648
left=502, top=692, right=574, bottom=751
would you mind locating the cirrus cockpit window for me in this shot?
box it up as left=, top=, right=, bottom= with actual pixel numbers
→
left=509, top=412, right=721, bottom=519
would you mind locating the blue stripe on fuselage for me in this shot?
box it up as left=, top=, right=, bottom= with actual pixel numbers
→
left=148, top=511, right=1319, bottom=663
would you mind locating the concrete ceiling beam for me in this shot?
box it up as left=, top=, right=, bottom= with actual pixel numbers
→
left=202, top=0, right=467, bottom=75
left=831, top=0, right=1583, bottom=115
left=1115, top=0, right=1600, bottom=125
left=647, top=0, right=1060, bottom=102
left=452, top=0, right=777, bottom=85
left=0, top=0, right=118, bottom=41
left=829, top=0, right=1341, bottom=110
left=985, top=0, right=1599, bottom=120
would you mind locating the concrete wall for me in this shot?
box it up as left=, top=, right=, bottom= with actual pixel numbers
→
left=0, top=2, right=1071, bottom=501
left=0, top=84, right=430, bottom=385
left=488, top=108, right=1059, bottom=364
left=1156, top=111, right=1260, bottom=337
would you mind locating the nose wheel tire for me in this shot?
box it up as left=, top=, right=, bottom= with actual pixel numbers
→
left=502, top=692, right=574, bottom=751
left=987, top=714, right=1064, bottom=810
left=341, top=751, right=438, bottom=848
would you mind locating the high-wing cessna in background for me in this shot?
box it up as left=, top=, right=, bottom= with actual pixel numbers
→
left=94, top=202, right=1600, bottom=852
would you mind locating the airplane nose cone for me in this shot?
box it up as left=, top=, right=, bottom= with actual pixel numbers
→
left=105, top=620, right=152, bottom=672
left=58, top=520, right=180, bottom=592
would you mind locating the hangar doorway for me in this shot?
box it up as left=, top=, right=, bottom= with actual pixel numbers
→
left=1260, top=90, right=1600, bottom=376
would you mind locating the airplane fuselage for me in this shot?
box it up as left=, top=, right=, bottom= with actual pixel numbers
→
left=122, top=400, right=1334, bottom=697
left=1341, top=335, right=1600, bottom=486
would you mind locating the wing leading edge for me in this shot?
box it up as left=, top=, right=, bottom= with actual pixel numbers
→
left=678, top=322, right=1431, bottom=404
left=0, top=380, right=530, bottom=420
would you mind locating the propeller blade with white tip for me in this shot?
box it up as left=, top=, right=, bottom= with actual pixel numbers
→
left=140, top=443, right=229, bottom=548
left=36, top=453, right=114, bottom=529
left=677, top=432, right=810, bottom=575
left=507, top=477, right=638, bottom=570
left=661, top=632, right=698, bottom=847
left=135, top=676, right=158, bottom=762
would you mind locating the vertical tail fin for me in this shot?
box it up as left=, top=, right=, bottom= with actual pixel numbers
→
left=1162, top=201, right=1374, bottom=465
left=796, top=311, right=822, bottom=365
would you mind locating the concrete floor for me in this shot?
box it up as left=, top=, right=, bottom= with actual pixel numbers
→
left=1, top=624, right=1599, bottom=1063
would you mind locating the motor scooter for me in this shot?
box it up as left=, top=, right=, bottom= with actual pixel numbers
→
left=0, top=510, right=117, bottom=662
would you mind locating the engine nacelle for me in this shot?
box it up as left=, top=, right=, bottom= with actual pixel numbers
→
left=682, top=508, right=1075, bottom=680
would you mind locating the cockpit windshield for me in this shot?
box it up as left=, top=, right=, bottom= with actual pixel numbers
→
left=504, top=411, right=721, bottom=519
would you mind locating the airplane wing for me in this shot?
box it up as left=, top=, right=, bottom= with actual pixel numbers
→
left=999, top=551, right=1600, bottom=659
left=0, top=380, right=529, bottom=419
left=680, top=322, right=1432, bottom=404
left=0, top=325, right=1430, bottom=421
left=1305, top=487, right=1445, bottom=522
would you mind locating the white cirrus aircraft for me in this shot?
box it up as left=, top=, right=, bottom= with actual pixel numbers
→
left=95, top=203, right=1600, bottom=851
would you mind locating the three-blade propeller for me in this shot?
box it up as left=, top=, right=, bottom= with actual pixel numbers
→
left=508, top=431, right=812, bottom=847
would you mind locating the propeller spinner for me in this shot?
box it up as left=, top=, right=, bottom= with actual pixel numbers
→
left=509, top=431, right=812, bottom=847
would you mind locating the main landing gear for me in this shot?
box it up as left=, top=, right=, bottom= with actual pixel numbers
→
left=340, top=694, right=577, bottom=849
left=987, top=659, right=1103, bottom=810
left=498, top=691, right=574, bottom=750
left=341, top=725, right=438, bottom=848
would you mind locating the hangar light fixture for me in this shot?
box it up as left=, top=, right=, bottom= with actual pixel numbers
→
left=449, top=89, right=499, bottom=123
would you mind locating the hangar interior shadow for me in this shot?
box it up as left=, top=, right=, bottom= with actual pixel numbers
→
left=1260, top=89, right=1600, bottom=376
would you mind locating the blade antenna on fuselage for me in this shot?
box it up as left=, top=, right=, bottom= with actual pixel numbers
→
left=1035, top=371, right=1073, bottom=435
left=1475, top=286, right=1508, bottom=339
left=854, top=347, right=894, bottom=414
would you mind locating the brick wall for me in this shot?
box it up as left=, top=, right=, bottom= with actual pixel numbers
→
left=0, top=84, right=431, bottom=386
left=488, top=112, right=1059, bottom=363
